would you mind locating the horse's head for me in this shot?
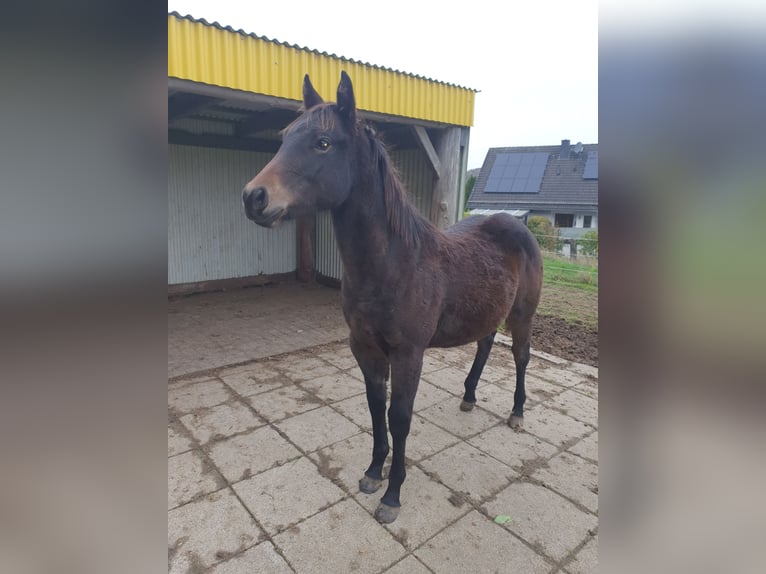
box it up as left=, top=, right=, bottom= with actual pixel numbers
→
left=242, top=72, right=359, bottom=227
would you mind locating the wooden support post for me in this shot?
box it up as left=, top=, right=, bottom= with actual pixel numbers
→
left=431, top=127, right=462, bottom=229
left=296, top=214, right=316, bottom=282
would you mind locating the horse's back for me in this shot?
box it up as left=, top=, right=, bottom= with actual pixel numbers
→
left=445, top=213, right=541, bottom=263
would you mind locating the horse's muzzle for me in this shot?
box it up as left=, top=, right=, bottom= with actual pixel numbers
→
left=242, top=186, right=285, bottom=227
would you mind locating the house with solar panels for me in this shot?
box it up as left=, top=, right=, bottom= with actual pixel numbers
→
left=466, top=140, right=598, bottom=246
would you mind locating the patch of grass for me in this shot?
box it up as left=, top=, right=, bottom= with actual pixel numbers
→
left=542, top=256, right=598, bottom=292
left=537, top=283, right=598, bottom=330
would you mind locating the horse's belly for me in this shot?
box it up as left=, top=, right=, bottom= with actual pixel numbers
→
left=428, top=304, right=508, bottom=348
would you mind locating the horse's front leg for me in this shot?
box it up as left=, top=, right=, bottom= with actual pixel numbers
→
left=350, top=337, right=390, bottom=494
left=375, top=346, right=423, bottom=524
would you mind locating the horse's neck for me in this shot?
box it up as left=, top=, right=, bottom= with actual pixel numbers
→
left=330, top=182, right=404, bottom=285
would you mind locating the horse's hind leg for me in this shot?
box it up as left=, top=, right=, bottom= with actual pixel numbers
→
left=507, top=312, right=532, bottom=429
left=350, top=337, right=390, bottom=494
left=460, top=332, right=496, bottom=411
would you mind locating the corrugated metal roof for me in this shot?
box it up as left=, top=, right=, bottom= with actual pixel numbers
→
left=168, top=12, right=477, bottom=127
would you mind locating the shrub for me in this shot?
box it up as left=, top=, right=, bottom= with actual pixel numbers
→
left=580, top=229, right=598, bottom=256
left=527, top=216, right=560, bottom=252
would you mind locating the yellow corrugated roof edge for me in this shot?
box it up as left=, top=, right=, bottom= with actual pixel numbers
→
left=168, top=12, right=477, bottom=127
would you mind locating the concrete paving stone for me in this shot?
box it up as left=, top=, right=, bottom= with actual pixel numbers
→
left=425, top=345, right=474, bottom=367
left=207, top=426, right=303, bottom=484
left=572, top=379, right=598, bottom=400
left=493, top=373, right=567, bottom=405
left=415, top=510, right=551, bottom=574
left=168, top=489, right=263, bottom=574
left=169, top=374, right=218, bottom=387
left=474, top=382, right=517, bottom=418
left=549, top=389, right=598, bottom=428
left=467, top=425, right=558, bottom=472
left=276, top=355, right=340, bottom=382
left=568, top=362, right=598, bottom=379
left=233, top=456, right=345, bottom=535
left=420, top=442, right=517, bottom=503
left=483, top=481, right=598, bottom=562
left=405, top=414, right=460, bottom=462
left=317, top=345, right=359, bottom=370
left=247, top=384, right=323, bottom=423
left=534, top=364, right=591, bottom=387
left=529, top=348, right=569, bottom=365
left=332, top=393, right=375, bottom=432
left=522, top=405, right=592, bottom=448
left=273, top=499, right=406, bottom=574
left=568, top=431, right=598, bottom=463
left=532, top=452, right=599, bottom=513
left=168, top=450, right=225, bottom=510
left=413, top=380, right=453, bottom=412
left=180, top=401, right=264, bottom=444
left=565, top=534, right=598, bottom=574
left=382, top=555, right=432, bottom=574
left=219, top=367, right=285, bottom=397
left=169, top=380, right=232, bottom=414
left=168, top=423, right=193, bottom=457
left=309, top=432, right=374, bottom=493
left=354, top=466, right=468, bottom=550
left=208, top=541, right=293, bottom=574
left=477, top=363, right=512, bottom=383
left=421, top=366, right=470, bottom=394
left=421, top=354, right=450, bottom=374
left=275, top=405, right=361, bottom=453
left=418, top=399, right=501, bottom=439
left=299, top=371, right=365, bottom=403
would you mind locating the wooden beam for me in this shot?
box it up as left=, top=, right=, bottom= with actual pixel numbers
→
left=168, top=129, right=281, bottom=153
left=411, top=126, right=442, bottom=179
left=235, top=109, right=299, bottom=136
left=168, top=93, right=221, bottom=122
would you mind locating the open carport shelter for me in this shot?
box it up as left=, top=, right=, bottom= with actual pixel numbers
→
left=168, top=12, right=477, bottom=293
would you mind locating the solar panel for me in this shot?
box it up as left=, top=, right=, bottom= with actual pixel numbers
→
left=583, top=151, right=598, bottom=179
left=484, top=152, right=549, bottom=193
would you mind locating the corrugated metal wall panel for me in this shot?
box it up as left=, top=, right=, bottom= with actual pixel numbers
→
left=391, top=150, right=435, bottom=219
left=168, top=13, right=476, bottom=127
left=315, top=210, right=342, bottom=280
left=168, top=144, right=296, bottom=284
left=315, top=149, right=435, bottom=281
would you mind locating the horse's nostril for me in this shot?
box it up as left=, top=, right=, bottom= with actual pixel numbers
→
left=252, top=187, right=267, bottom=208
left=243, top=186, right=268, bottom=212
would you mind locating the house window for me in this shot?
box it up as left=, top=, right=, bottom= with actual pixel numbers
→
left=583, top=215, right=592, bottom=228
left=554, top=213, right=574, bottom=228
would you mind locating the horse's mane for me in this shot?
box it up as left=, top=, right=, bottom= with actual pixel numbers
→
left=364, top=125, right=434, bottom=249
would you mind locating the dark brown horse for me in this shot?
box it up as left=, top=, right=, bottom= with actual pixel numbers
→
left=242, top=72, right=542, bottom=523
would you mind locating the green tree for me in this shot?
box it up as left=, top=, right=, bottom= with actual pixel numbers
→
left=464, top=174, right=477, bottom=209
left=527, top=216, right=560, bottom=252
left=579, top=229, right=598, bottom=256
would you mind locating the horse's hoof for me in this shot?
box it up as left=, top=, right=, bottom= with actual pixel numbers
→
left=374, top=503, right=400, bottom=524
left=460, top=400, right=476, bottom=412
left=359, top=475, right=383, bottom=494
left=508, top=414, right=524, bottom=429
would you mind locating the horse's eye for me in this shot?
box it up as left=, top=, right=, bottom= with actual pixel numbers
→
left=315, top=138, right=331, bottom=151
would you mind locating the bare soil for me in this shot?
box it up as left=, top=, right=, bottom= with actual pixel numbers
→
left=519, top=283, right=598, bottom=367
left=531, top=314, right=598, bottom=367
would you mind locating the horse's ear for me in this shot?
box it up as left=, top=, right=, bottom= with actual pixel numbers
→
left=303, top=74, right=324, bottom=110
left=336, top=71, right=356, bottom=124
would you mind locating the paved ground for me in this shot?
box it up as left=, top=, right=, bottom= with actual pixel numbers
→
left=168, top=281, right=348, bottom=378
left=168, top=283, right=598, bottom=573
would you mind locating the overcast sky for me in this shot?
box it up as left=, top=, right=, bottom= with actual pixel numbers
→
left=168, top=0, right=598, bottom=169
